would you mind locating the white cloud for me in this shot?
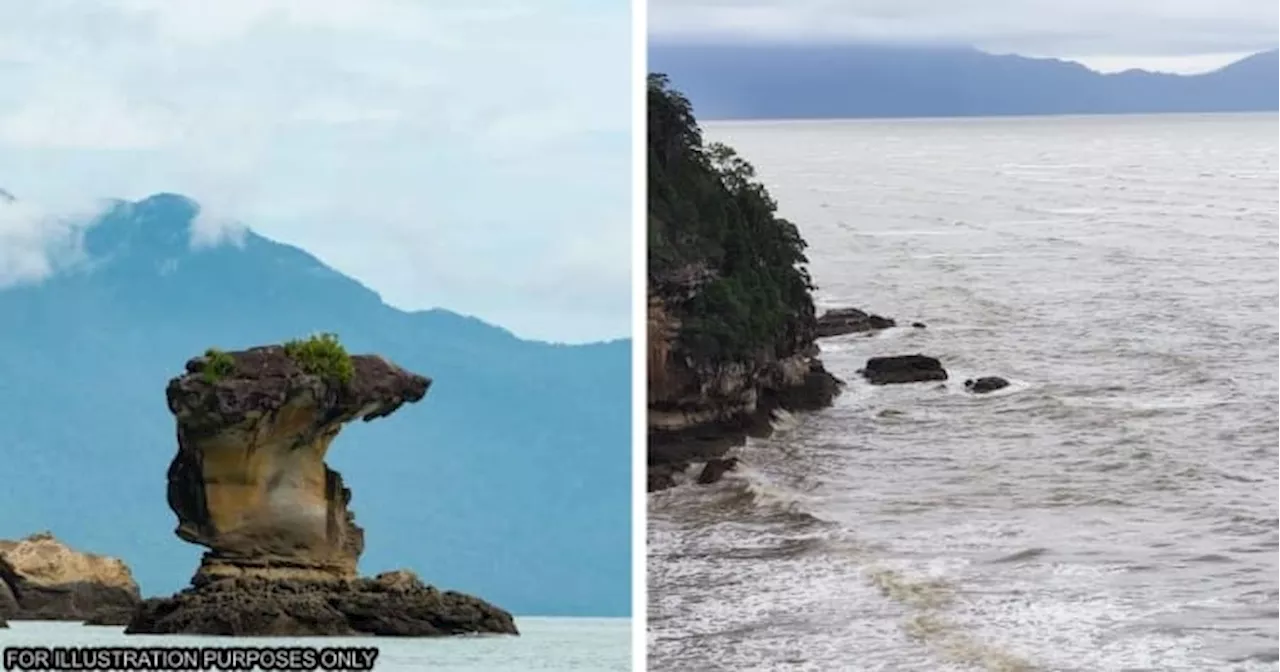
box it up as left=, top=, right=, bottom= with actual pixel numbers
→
left=0, top=0, right=631, bottom=343
left=0, top=87, right=183, bottom=150
left=0, top=196, right=96, bottom=288
left=291, top=101, right=403, bottom=125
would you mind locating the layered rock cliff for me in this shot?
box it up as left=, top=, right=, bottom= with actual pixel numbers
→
left=647, top=75, right=841, bottom=491
left=0, top=532, right=141, bottom=624
left=127, top=339, right=517, bottom=636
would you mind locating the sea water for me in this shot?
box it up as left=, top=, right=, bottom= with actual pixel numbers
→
left=0, top=618, right=630, bottom=671
left=649, top=113, right=1278, bottom=671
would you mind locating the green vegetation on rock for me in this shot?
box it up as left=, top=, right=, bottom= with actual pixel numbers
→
left=201, top=348, right=235, bottom=383
left=283, top=333, right=355, bottom=385
left=648, top=73, right=817, bottom=361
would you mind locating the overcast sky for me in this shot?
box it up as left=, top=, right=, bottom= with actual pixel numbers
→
left=650, top=0, right=1279, bottom=73
left=0, top=0, right=630, bottom=344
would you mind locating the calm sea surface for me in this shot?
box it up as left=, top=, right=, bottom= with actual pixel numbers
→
left=649, top=113, right=1278, bottom=671
left=0, top=618, right=630, bottom=671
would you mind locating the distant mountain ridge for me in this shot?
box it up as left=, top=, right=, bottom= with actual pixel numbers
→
left=649, top=43, right=1280, bottom=119
left=0, top=193, right=631, bottom=617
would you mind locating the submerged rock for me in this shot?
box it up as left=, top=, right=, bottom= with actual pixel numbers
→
left=697, top=458, right=740, bottom=485
left=860, top=355, right=949, bottom=385
left=0, top=532, right=141, bottom=623
left=816, top=308, right=896, bottom=338
left=965, top=377, right=1010, bottom=394
left=911, top=322, right=927, bottom=329
left=128, top=342, right=516, bottom=636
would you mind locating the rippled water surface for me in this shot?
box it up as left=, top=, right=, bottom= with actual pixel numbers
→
left=649, top=114, right=1279, bottom=672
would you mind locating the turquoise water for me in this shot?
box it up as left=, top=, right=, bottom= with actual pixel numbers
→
left=0, top=618, right=630, bottom=671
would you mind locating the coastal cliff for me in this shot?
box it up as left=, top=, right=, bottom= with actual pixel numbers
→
left=647, top=75, right=841, bottom=491
left=127, top=336, right=517, bottom=636
left=0, top=532, right=141, bottom=624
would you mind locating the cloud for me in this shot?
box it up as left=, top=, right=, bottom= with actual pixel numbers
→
left=0, top=195, right=96, bottom=288
left=650, top=0, right=1279, bottom=70
left=0, top=0, right=630, bottom=343
left=0, top=86, right=183, bottom=150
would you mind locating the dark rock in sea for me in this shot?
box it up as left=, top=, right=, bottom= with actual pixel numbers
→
left=911, top=322, right=927, bottom=329
left=127, top=343, right=516, bottom=636
left=861, top=355, right=949, bottom=385
left=0, top=532, right=141, bottom=623
left=648, top=463, right=684, bottom=492
left=697, top=458, right=740, bottom=485
left=816, top=307, right=896, bottom=338
left=767, top=359, right=844, bottom=412
left=127, top=571, right=516, bottom=637
left=964, top=377, right=1010, bottom=394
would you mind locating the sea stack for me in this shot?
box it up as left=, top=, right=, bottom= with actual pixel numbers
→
left=126, top=337, right=517, bottom=636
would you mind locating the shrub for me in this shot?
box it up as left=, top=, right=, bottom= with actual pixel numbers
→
left=283, top=333, right=354, bottom=385
left=202, top=348, right=235, bottom=383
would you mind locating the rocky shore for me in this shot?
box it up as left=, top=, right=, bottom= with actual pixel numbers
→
left=0, top=532, right=141, bottom=625
left=128, top=571, right=514, bottom=636
left=125, top=340, right=517, bottom=636
left=647, top=283, right=853, bottom=491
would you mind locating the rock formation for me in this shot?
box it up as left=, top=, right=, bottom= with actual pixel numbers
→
left=647, top=76, right=845, bottom=492
left=965, top=376, right=1010, bottom=393
left=860, top=355, right=949, bottom=385
left=815, top=307, right=896, bottom=338
left=0, top=532, right=141, bottom=624
left=697, top=457, right=740, bottom=485
left=126, top=343, right=517, bottom=636
left=647, top=288, right=842, bottom=491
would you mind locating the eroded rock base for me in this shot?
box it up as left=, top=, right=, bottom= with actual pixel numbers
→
left=647, top=360, right=842, bottom=492
left=126, top=571, right=517, bottom=637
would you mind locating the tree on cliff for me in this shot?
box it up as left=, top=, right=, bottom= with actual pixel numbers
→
left=648, top=73, right=817, bottom=361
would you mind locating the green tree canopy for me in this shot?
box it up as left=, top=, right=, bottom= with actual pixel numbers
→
left=648, top=74, right=817, bottom=361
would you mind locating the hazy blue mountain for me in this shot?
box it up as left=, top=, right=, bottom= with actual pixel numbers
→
left=649, top=43, right=1280, bottom=119
left=0, top=193, right=631, bottom=617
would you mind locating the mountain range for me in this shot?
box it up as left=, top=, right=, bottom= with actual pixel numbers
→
left=649, top=43, right=1280, bottom=119
left=0, top=193, right=631, bottom=617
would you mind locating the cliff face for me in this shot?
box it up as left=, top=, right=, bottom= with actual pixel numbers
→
left=647, top=75, right=841, bottom=490
left=127, top=341, right=517, bottom=636
left=165, top=345, right=429, bottom=584
left=0, top=532, right=141, bottom=623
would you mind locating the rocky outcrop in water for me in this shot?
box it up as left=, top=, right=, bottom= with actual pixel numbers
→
left=965, top=376, right=1010, bottom=393
left=697, top=458, right=740, bottom=485
left=127, top=570, right=514, bottom=636
left=126, top=343, right=517, bottom=636
left=647, top=76, right=845, bottom=492
left=860, top=355, right=949, bottom=385
left=0, top=532, right=141, bottom=624
left=648, top=290, right=842, bottom=491
left=815, top=307, right=895, bottom=338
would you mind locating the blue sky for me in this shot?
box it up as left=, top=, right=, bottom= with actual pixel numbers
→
left=0, top=0, right=631, bottom=344
left=650, top=0, right=1278, bottom=74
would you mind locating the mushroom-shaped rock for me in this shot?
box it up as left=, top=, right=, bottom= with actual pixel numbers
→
left=860, top=355, right=949, bottom=385
left=128, top=340, right=516, bottom=636
left=165, top=344, right=430, bottom=582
